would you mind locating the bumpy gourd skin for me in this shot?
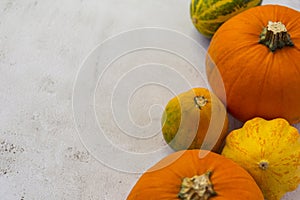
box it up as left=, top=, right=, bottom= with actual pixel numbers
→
left=161, top=88, right=228, bottom=153
left=127, top=150, right=265, bottom=200
left=222, top=117, right=300, bottom=200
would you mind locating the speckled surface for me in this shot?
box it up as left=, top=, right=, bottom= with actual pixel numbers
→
left=0, top=0, right=299, bottom=199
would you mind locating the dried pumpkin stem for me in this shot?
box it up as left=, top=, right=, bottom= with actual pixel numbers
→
left=259, top=21, right=294, bottom=52
left=178, top=171, right=217, bottom=200
left=194, top=96, right=208, bottom=110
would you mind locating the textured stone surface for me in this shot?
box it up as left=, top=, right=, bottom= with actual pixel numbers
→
left=0, top=0, right=299, bottom=199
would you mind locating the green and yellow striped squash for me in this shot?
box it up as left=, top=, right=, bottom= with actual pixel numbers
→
left=190, top=0, right=262, bottom=38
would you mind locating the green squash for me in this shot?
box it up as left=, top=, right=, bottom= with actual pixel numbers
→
left=190, top=0, right=262, bottom=38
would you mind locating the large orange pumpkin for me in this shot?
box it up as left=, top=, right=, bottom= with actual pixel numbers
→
left=127, top=150, right=264, bottom=200
left=206, top=4, right=300, bottom=124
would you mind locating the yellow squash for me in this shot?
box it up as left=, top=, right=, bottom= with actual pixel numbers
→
left=221, top=117, right=300, bottom=200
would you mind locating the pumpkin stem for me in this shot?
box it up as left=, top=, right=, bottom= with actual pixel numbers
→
left=259, top=21, right=294, bottom=52
left=178, top=171, right=217, bottom=200
left=194, top=96, right=208, bottom=110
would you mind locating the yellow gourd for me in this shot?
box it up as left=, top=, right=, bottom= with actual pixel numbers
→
left=221, top=117, right=300, bottom=200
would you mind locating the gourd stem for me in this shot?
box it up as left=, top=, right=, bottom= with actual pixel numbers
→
left=178, top=171, right=217, bottom=200
left=259, top=160, right=269, bottom=170
left=194, top=96, right=208, bottom=110
left=259, top=21, right=294, bottom=52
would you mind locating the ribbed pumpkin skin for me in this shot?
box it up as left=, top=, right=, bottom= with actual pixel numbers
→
left=207, top=5, right=300, bottom=124
left=127, top=150, right=264, bottom=200
left=190, top=0, right=262, bottom=37
left=221, top=117, right=300, bottom=200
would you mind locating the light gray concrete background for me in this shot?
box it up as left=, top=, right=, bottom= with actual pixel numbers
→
left=0, top=0, right=299, bottom=199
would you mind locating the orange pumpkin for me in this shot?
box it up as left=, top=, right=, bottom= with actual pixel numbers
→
left=206, top=4, right=300, bottom=124
left=161, top=88, right=229, bottom=153
left=127, top=150, right=264, bottom=200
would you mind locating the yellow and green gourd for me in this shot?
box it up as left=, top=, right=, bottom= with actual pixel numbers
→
left=190, top=0, right=262, bottom=37
left=161, top=88, right=228, bottom=153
